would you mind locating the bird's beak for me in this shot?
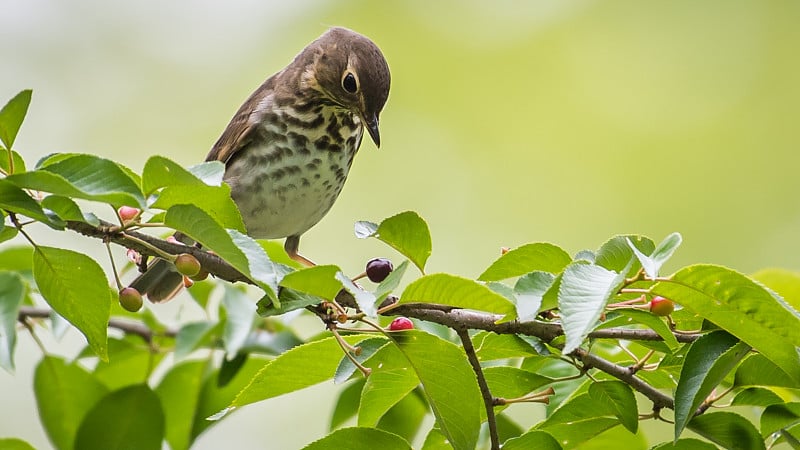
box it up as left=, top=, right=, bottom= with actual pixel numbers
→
left=364, top=113, right=381, bottom=148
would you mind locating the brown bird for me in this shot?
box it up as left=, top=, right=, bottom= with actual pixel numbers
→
left=131, top=27, right=391, bottom=302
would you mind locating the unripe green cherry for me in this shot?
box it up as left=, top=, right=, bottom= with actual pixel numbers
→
left=175, top=253, right=201, bottom=277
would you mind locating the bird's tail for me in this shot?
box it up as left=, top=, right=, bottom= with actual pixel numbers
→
left=129, top=258, right=185, bottom=303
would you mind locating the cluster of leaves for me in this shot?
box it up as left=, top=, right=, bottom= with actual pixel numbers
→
left=2, top=90, right=800, bottom=450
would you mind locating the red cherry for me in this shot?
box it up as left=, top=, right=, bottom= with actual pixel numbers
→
left=650, top=296, right=675, bottom=316
left=388, top=317, right=414, bottom=331
left=117, top=206, right=140, bottom=222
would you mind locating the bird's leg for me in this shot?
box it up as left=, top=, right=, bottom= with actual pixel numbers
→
left=284, top=235, right=316, bottom=267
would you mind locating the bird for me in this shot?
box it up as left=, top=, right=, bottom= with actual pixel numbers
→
left=130, top=27, right=391, bottom=302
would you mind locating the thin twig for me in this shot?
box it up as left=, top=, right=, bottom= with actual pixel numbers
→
left=456, top=327, right=499, bottom=450
left=570, top=347, right=674, bottom=409
left=18, top=306, right=177, bottom=343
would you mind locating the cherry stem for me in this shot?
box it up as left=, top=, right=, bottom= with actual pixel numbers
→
left=105, top=241, right=124, bottom=290
left=351, top=271, right=368, bottom=282
left=121, top=233, right=177, bottom=261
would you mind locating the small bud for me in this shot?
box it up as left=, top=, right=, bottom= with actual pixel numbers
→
left=118, top=206, right=140, bottom=222
left=501, top=247, right=510, bottom=255
left=126, top=248, right=141, bottom=264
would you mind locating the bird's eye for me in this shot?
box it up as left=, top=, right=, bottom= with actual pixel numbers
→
left=342, top=72, right=358, bottom=93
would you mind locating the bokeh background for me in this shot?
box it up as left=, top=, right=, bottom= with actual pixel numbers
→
left=1, top=0, right=799, bottom=448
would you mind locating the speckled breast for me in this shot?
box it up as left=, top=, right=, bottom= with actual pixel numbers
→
left=225, top=105, right=364, bottom=240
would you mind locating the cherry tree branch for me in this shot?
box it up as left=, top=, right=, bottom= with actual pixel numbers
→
left=456, top=327, right=499, bottom=450
left=18, top=306, right=177, bottom=342
left=58, top=218, right=699, bottom=413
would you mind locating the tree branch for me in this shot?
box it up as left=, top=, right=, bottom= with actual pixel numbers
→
left=18, top=306, right=176, bottom=343
left=456, top=327, right=499, bottom=450
left=571, top=347, right=674, bottom=410
left=66, top=220, right=250, bottom=284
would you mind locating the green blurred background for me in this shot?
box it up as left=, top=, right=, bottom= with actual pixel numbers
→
left=1, top=0, right=799, bottom=448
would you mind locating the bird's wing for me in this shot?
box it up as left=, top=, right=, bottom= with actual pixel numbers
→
left=205, top=77, right=276, bottom=164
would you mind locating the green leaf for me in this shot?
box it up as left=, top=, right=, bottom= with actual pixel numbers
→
left=483, top=366, right=553, bottom=399
left=558, top=263, right=626, bottom=354
left=652, top=264, right=800, bottom=383
left=0, top=271, right=25, bottom=371
left=374, top=259, right=409, bottom=303
left=8, top=154, right=145, bottom=208
left=354, top=220, right=378, bottom=238
left=731, top=387, right=784, bottom=407
left=335, top=337, right=391, bottom=384
left=626, top=233, right=682, bottom=278
left=473, top=332, right=540, bottom=361
left=302, top=427, right=411, bottom=450
left=761, top=403, right=800, bottom=438
left=175, top=321, right=220, bottom=360
left=735, top=353, right=798, bottom=388
left=33, top=247, right=111, bottom=360
left=391, top=330, right=482, bottom=450
left=0, top=249, right=31, bottom=279
left=594, top=235, right=655, bottom=277
left=145, top=158, right=245, bottom=231
left=155, top=360, right=207, bottom=450
left=588, top=381, right=638, bottom=434
left=192, top=356, right=269, bottom=439
left=330, top=379, right=364, bottom=430
left=358, top=367, right=419, bottom=427
left=41, top=195, right=99, bottom=225
left=376, top=389, right=429, bottom=443
left=673, top=330, right=751, bottom=439
left=514, top=271, right=555, bottom=321
left=0, top=213, right=19, bottom=244
left=535, top=393, right=618, bottom=447
left=650, top=438, right=718, bottom=449
left=751, top=268, right=800, bottom=311
left=188, top=161, right=226, bottom=186
left=400, top=273, right=517, bottom=322
left=479, top=243, right=572, bottom=281
left=91, top=337, right=164, bottom=390
left=336, top=271, right=378, bottom=317
left=153, top=184, right=246, bottom=232
left=0, top=179, right=58, bottom=226
left=687, top=411, right=765, bottom=450
left=257, top=287, right=324, bottom=317
left=0, top=149, right=27, bottom=174
left=220, top=285, right=255, bottom=358
left=612, top=309, right=679, bottom=349
left=74, top=384, right=165, bottom=450
left=280, top=265, right=342, bottom=300
left=0, top=89, right=32, bottom=149
left=34, top=356, right=109, bottom=450
left=143, top=156, right=213, bottom=193
left=230, top=334, right=373, bottom=409
left=0, top=438, right=36, bottom=450
left=357, top=211, right=432, bottom=273
left=502, top=430, right=562, bottom=450
left=421, top=427, right=451, bottom=450
left=164, top=204, right=278, bottom=303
